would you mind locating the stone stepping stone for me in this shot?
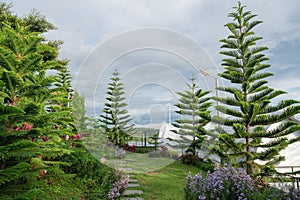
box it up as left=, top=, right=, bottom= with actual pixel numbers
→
left=128, top=183, right=140, bottom=188
left=124, top=159, right=135, bottom=162
left=126, top=174, right=136, bottom=178
left=124, top=198, right=144, bottom=200
left=123, top=190, right=143, bottom=196
left=119, top=168, right=134, bottom=172
left=129, top=179, right=138, bottom=183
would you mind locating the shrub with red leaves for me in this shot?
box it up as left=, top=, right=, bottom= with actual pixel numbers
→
left=124, top=144, right=137, bottom=153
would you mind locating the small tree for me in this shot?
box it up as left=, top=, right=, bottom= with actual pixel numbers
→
left=72, top=90, right=86, bottom=132
left=172, top=75, right=214, bottom=156
left=212, top=2, right=300, bottom=176
left=100, top=69, right=134, bottom=147
left=149, top=132, right=162, bottom=151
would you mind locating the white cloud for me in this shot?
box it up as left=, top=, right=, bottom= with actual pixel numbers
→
left=6, top=0, right=300, bottom=124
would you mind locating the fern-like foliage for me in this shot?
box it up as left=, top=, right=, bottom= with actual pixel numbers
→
left=0, top=16, right=74, bottom=199
left=211, top=2, right=300, bottom=177
left=99, top=69, right=135, bottom=147
left=172, top=75, right=216, bottom=157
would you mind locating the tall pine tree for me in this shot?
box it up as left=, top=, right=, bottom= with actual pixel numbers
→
left=100, top=69, right=135, bottom=147
left=172, top=75, right=214, bottom=157
left=212, top=2, right=300, bottom=176
left=0, top=9, right=74, bottom=199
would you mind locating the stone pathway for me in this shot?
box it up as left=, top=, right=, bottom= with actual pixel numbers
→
left=122, top=173, right=144, bottom=200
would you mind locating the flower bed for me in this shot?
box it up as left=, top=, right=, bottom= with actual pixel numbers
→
left=185, top=166, right=300, bottom=200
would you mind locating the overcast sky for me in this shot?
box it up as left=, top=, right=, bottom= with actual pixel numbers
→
left=5, top=0, right=300, bottom=126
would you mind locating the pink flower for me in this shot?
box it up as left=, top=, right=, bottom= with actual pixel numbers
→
left=40, top=135, right=48, bottom=142
left=24, top=122, right=33, bottom=130
left=74, top=133, right=83, bottom=139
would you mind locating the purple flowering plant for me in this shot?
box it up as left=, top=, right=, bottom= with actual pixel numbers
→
left=108, top=171, right=129, bottom=200
left=185, top=165, right=257, bottom=200
left=185, top=165, right=300, bottom=200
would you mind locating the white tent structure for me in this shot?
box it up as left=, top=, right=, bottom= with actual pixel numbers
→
left=158, top=118, right=300, bottom=172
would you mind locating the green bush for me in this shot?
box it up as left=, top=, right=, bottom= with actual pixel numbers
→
left=135, top=146, right=155, bottom=153
left=148, top=150, right=161, bottom=158
left=166, top=150, right=180, bottom=159
left=61, top=147, right=116, bottom=199
left=180, top=154, right=203, bottom=166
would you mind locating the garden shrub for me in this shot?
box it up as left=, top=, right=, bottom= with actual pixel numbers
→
left=161, top=146, right=168, bottom=157
left=61, top=147, right=116, bottom=199
left=181, top=154, right=202, bottom=166
left=166, top=150, right=180, bottom=159
left=107, top=172, right=129, bottom=200
left=135, top=146, right=155, bottom=153
left=148, top=150, right=161, bottom=158
left=124, top=144, right=137, bottom=152
left=197, top=159, right=214, bottom=172
left=185, top=166, right=257, bottom=200
left=184, top=166, right=300, bottom=200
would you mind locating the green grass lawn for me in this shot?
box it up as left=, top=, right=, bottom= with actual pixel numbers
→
left=103, top=152, right=176, bottom=173
left=133, top=161, right=202, bottom=200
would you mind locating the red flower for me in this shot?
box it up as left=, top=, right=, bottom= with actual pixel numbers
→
left=74, top=133, right=83, bottom=140
left=24, top=122, right=33, bottom=130
left=40, top=135, right=48, bottom=142
left=15, top=122, right=33, bottom=131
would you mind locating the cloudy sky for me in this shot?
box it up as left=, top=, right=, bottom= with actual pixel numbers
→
left=5, top=0, right=300, bottom=126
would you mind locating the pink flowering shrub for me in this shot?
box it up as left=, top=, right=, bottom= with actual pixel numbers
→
left=161, top=146, right=168, bottom=157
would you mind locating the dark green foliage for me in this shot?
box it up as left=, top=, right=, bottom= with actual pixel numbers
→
left=211, top=2, right=300, bottom=176
left=135, top=146, right=155, bottom=153
left=100, top=69, right=135, bottom=147
left=0, top=9, right=75, bottom=198
left=61, top=147, right=116, bottom=200
left=180, top=154, right=202, bottom=166
left=0, top=4, right=115, bottom=199
left=148, top=133, right=162, bottom=150
left=172, top=75, right=215, bottom=156
left=72, top=90, right=87, bottom=132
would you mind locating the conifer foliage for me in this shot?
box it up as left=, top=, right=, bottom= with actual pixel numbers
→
left=100, top=69, right=135, bottom=147
left=172, top=75, right=214, bottom=156
left=212, top=2, right=300, bottom=176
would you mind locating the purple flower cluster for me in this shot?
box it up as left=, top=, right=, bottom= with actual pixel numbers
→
left=265, top=186, right=300, bottom=200
left=107, top=173, right=130, bottom=200
left=185, top=166, right=256, bottom=200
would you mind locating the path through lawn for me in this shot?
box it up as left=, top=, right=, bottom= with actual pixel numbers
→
left=134, top=161, right=201, bottom=200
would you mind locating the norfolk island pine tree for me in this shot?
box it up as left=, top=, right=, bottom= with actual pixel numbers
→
left=211, top=2, right=300, bottom=176
left=172, top=75, right=215, bottom=157
left=0, top=14, right=76, bottom=199
left=100, top=69, right=135, bottom=147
